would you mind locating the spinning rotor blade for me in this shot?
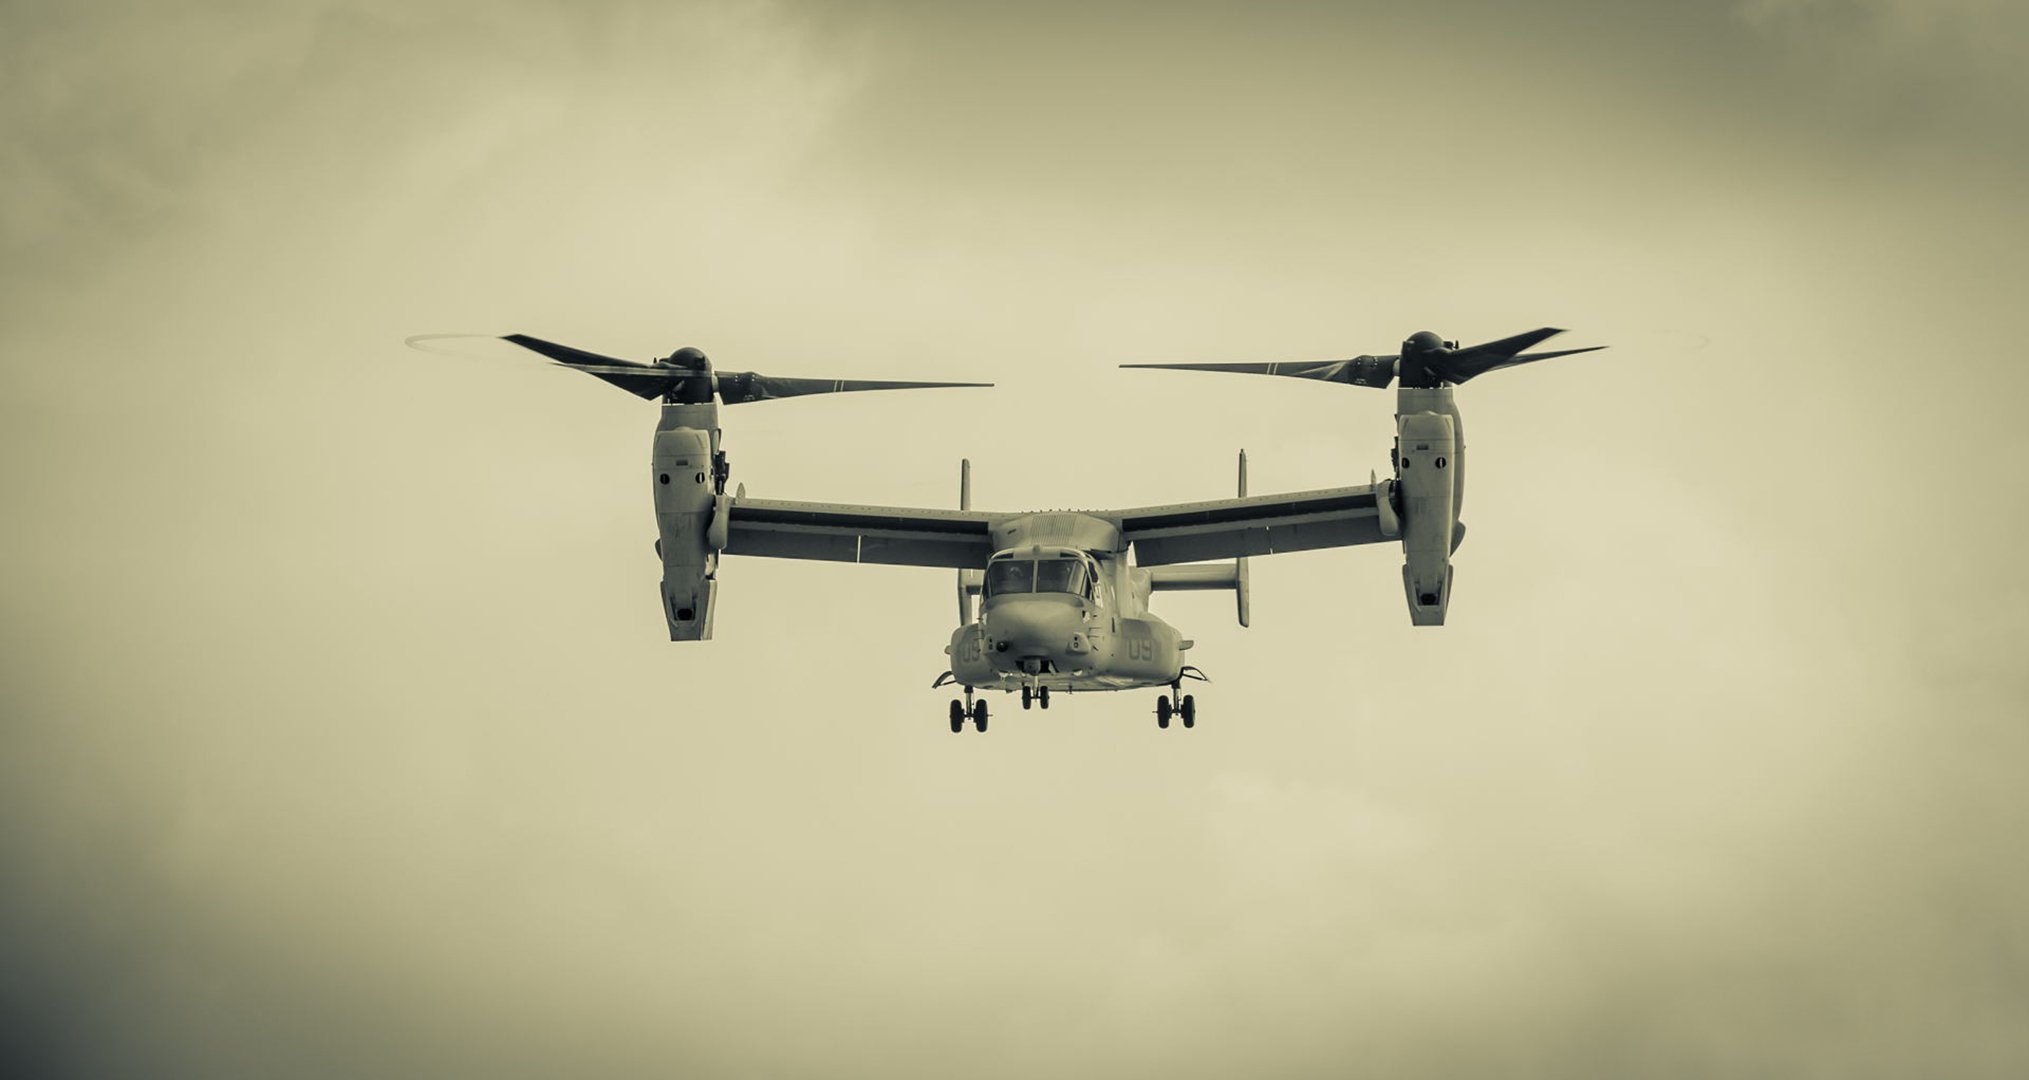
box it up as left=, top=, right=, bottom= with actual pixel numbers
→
left=1124, top=327, right=1605, bottom=390
left=716, top=372, right=992, bottom=404
left=481, top=334, right=990, bottom=403
left=1434, top=327, right=1606, bottom=383
left=1120, top=355, right=1400, bottom=389
left=497, top=333, right=682, bottom=399
left=500, top=333, right=640, bottom=369
left=1451, top=327, right=1567, bottom=361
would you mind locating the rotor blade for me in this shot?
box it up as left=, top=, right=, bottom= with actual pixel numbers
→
left=1495, top=344, right=1608, bottom=367
left=1450, top=327, right=1569, bottom=361
left=1121, top=356, right=1398, bottom=389
left=500, top=333, right=644, bottom=369
left=1439, top=328, right=1607, bottom=382
left=515, top=362, right=668, bottom=376
left=1443, top=345, right=1608, bottom=382
left=493, top=333, right=681, bottom=399
left=1122, top=360, right=1345, bottom=378
left=404, top=333, right=506, bottom=359
left=717, top=372, right=993, bottom=405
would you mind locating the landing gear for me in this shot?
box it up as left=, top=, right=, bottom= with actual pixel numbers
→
left=1154, top=680, right=1197, bottom=730
left=950, top=685, right=987, bottom=733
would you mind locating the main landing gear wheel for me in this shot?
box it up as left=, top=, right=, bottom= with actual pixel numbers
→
left=949, top=699, right=964, bottom=733
left=1022, top=686, right=1033, bottom=710
left=971, top=699, right=989, bottom=733
left=1155, top=680, right=1197, bottom=731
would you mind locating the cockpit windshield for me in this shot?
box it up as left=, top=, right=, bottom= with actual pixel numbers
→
left=1034, top=559, right=1086, bottom=595
left=985, top=553, right=1091, bottom=599
left=985, top=559, right=1034, bottom=597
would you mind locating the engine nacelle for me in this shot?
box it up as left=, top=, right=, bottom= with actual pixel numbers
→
left=653, top=424, right=717, bottom=640
left=1396, top=408, right=1456, bottom=626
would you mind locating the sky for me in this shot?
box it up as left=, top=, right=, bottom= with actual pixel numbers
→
left=3, top=1, right=2026, bottom=1076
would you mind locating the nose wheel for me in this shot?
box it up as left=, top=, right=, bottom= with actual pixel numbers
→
left=949, top=687, right=989, bottom=733
left=1021, top=685, right=1052, bottom=710
left=1154, top=682, right=1196, bottom=730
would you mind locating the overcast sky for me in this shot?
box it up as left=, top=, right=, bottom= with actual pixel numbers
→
left=4, top=1, right=2026, bottom=1077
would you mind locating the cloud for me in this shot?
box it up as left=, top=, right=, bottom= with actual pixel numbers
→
left=4, top=2, right=2026, bottom=1078
left=1728, top=0, right=2029, bottom=162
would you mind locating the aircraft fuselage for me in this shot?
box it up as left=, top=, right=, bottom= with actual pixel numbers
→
left=946, top=518, right=1193, bottom=697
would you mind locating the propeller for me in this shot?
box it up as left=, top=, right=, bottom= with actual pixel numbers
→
left=476, top=334, right=992, bottom=403
left=1122, top=327, right=1605, bottom=390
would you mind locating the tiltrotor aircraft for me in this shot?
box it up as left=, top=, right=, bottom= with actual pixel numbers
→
left=411, top=327, right=1602, bottom=732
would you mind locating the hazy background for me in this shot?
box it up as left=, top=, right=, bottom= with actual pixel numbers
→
left=4, top=1, right=2026, bottom=1076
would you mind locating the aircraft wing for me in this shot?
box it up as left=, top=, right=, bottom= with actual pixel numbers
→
left=1111, top=484, right=1390, bottom=566
left=722, top=497, right=999, bottom=569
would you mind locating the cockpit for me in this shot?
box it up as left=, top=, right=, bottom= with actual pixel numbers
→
left=984, top=547, right=1100, bottom=601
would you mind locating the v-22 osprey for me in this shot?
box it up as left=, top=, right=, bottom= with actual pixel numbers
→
left=411, top=327, right=1604, bottom=732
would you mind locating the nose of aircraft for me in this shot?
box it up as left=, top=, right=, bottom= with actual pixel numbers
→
left=984, top=597, right=1086, bottom=671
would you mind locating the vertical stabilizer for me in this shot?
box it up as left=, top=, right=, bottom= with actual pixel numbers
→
left=1235, top=450, right=1251, bottom=628
left=956, top=459, right=983, bottom=624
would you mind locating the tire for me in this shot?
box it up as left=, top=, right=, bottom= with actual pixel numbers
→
left=1021, top=686, right=1033, bottom=710
left=1180, top=694, right=1196, bottom=728
left=972, top=699, right=988, bottom=732
left=1157, top=696, right=1172, bottom=729
left=950, top=699, right=964, bottom=733
left=1038, top=686, right=1050, bottom=710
